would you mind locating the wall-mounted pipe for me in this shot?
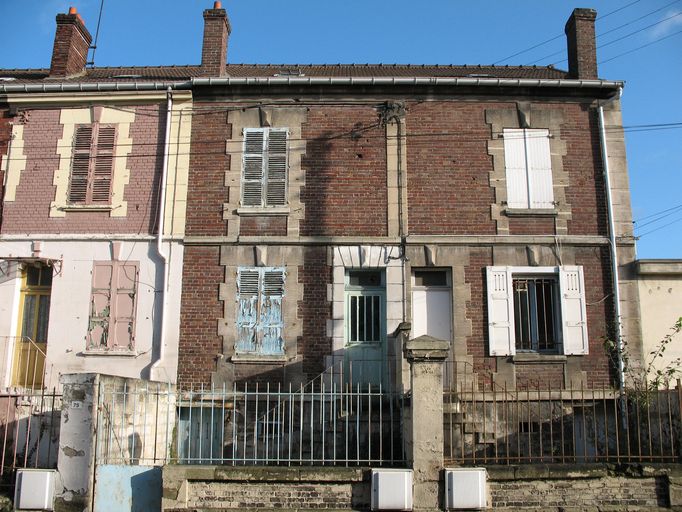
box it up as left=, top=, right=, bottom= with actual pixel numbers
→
left=150, top=87, right=173, bottom=382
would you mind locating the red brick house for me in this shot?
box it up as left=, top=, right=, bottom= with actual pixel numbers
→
left=176, top=5, right=640, bottom=393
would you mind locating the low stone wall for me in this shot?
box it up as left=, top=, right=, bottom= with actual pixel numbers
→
left=488, top=464, right=681, bottom=510
left=162, top=466, right=370, bottom=510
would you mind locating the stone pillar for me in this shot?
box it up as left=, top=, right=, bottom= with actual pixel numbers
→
left=404, top=335, right=450, bottom=511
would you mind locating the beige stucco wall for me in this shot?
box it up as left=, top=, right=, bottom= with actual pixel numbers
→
left=636, top=260, right=682, bottom=378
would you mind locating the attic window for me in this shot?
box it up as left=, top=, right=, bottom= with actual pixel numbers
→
left=274, top=68, right=304, bottom=77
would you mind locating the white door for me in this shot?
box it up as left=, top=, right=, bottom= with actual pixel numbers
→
left=412, top=270, right=452, bottom=342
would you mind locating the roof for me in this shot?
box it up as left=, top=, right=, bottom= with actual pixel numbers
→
left=0, top=63, right=569, bottom=83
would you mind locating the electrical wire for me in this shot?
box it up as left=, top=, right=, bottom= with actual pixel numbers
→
left=633, top=202, right=682, bottom=223
left=599, top=28, right=682, bottom=64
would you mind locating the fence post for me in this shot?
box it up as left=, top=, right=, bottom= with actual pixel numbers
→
left=404, top=335, right=450, bottom=511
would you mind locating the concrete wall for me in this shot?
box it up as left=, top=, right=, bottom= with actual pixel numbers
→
left=636, top=260, right=682, bottom=378
left=0, top=240, right=183, bottom=387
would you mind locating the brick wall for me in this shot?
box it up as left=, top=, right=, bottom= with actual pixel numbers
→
left=239, top=215, right=287, bottom=236
left=1, top=106, right=164, bottom=234
left=0, top=106, right=11, bottom=228
left=177, top=245, right=224, bottom=388
left=300, top=106, right=387, bottom=237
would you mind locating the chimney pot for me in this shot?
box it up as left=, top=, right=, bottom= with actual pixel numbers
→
left=213, top=1, right=222, bottom=8
left=565, top=7, right=598, bottom=79
left=49, top=8, right=93, bottom=77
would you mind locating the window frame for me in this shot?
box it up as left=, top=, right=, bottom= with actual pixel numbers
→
left=486, top=266, right=588, bottom=357
left=241, top=128, right=289, bottom=208
left=344, top=270, right=386, bottom=346
left=235, top=266, right=286, bottom=356
left=512, top=274, right=561, bottom=353
left=68, top=123, right=117, bottom=205
left=503, top=128, right=554, bottom=210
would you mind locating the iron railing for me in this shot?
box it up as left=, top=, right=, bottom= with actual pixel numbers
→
left=0, top=336, right=52, bottom=391
left=444, top=374, right=682, bottom=465
left=96, top=380, right=406, bottom=467
left=0, top=389, right=61, bottom=476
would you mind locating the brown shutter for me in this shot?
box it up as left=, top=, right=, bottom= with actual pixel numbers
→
left=266, top=130, right=287, bottom=206
left=92, top=125, right=115, bottom=202
left=68, top=125, right=93, bottom=203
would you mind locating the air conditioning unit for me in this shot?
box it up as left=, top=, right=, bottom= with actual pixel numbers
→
left=371, top=468, right=413, bottom=511
left=14, top=469, right=56, bottom=511
left=445, top=468, right=487, bottom=509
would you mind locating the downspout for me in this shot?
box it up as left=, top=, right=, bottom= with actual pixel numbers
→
left=150, top=87, right=173, bottom=382
left=598, top=87, right=625, bottom=394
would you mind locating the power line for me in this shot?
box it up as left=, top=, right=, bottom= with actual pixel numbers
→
left=492, top=0, right=645, bottom=65
left=633, top=202, right=682, bottom=223
left=634, top=206, right=682, bottom=230
left=636, top=214, right=682, bottom=238
left=599, top=28, right=682, bottom=64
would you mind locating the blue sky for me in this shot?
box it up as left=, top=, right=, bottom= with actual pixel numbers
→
left=1, top=1, right=681, bottom=258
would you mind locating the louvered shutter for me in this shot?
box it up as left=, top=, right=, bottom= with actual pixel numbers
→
left=559, top=266, right=589, bottom=355
left=265, top=130, right=288, bottom=206
left=260, top=269, right=285, bottom=354
left=68, top=126, right=93, bottom=203
left=236, top=269, right=260, bottom=352
left=486, top=266, right=516, bottom=356
left=242, top=130, right=265, bottom=206
left=526, top=129, right=554, bottom=208
left=503, top=129, right=529, bottom=209
left=112, top=263, right=138, bottom=350
left=92, top=126, right=115, bottom=202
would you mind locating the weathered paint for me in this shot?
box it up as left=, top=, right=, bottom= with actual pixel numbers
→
left=94, top=465, right=161, bottom=512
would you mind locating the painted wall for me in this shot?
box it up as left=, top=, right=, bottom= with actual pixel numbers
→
left=0, top=239, right=183, bottom=387
left=636, top=260, right=682, bottom=380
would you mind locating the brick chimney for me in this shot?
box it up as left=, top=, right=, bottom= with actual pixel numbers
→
left=565, top=8, right=598, bottom=80
left=201, top=1, right=231, bottom=76
left=49, top=7, right=92, bottom=77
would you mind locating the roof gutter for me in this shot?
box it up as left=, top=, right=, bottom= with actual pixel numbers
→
left=192, top=76, right=624, bottom=90
left=0, top=81, right=191, bottom=94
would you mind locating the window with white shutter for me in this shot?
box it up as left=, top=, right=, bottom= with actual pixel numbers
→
left=486, top=266, right=588, bottom=356
left=503, top=128, right=554, bottom=209
left=236, top=267, right=285, bottom=355
left=241, top=128, right=288, bottom=208
left=68, top=124, right=116, bottom=204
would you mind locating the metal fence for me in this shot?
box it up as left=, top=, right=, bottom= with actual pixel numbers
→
left=444, top=377, right=682, bottom=465
left=0, top=389, right=61, bottom=476
left=0, top=336, right=53, bottom=391
left=96, top=381, right=406, bottom=467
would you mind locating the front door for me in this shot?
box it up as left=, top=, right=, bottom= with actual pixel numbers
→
left=13, top=264, right=52, bottom=389
left=344, top=270, right=386, bottom=389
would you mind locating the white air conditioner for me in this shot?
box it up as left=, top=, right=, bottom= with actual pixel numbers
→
left=445, top=468, right=487, bottom=509
left=371, top=468, right=413, bottom=511
left=14, top=469, right=56, bottom=511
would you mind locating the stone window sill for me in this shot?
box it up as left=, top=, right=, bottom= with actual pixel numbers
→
left=59, top=204, right=113, bottom=212
left=237, top=206, right=290, bottom=217
left=513, top=353, right=567, bottom=364
left=230, top=354, right=287, bottom=365
left=504, top=208, right=558, bottom=217
left=80, top=349, right=138, bottom=357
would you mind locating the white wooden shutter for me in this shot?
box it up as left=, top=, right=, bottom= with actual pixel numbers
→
left=242, top=129, right=265, bottom=206
left=236, top=268, right=260, bottom=352
left=503, top=129, right=529, bottom=208
left=559, top=266, right=589, bottom=355
left=265, top=130, right=288, bottom=206
left=260, top=269, right=285, bottom=354
left=486, top=266, right=516, bottom=356
left=526, top=129, right=554, bottom=209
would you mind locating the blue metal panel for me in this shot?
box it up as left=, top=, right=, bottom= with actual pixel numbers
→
left=94, top=465, right=161, bottom=512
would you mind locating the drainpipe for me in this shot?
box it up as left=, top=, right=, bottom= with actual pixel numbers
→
left=150, top=87, right=173, bottom=382
left=598, top=87, right=625, bottom=394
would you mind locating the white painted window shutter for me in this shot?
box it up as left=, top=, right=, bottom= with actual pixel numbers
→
left=486, top=266, right=515, bottom=356
left=526, top=129, right=554, bottom=208
left=503, top=129, right=528, bottom=209
left=242, top=129, right=265, bottom=206
left=266, top=130, right=288, bottom=206
left=559, top=266, right=589, bottom=355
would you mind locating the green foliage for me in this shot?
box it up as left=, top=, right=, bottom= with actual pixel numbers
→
left=603, top=316, right=682, bottom=392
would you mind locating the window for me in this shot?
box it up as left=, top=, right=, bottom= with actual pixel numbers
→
left=486, top=266, right=588, bottom=356
left=236, top=267, right=285, bottom=355
left=241, top=128, right=288, bottom=207
left=68, top=124, right=116, bottom=204
left=345, top=270, right=384, bottom=344
left=503, top=128, right=553, bottom=209
left=412, top=269, right=452, bottom=342
left=88, top=261, right=139, bottom=351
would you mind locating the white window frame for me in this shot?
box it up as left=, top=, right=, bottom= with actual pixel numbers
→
left=486, top=266, right=589, bottom=356
left=411, top=268, right=453, bottom=342
left=344, top=270, right=386, bottom=346
left=503, top=128, right=554, bottom=209
left=241, top=128, right=289, bottom=208
left=236, top=267, right=286, bottom=355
